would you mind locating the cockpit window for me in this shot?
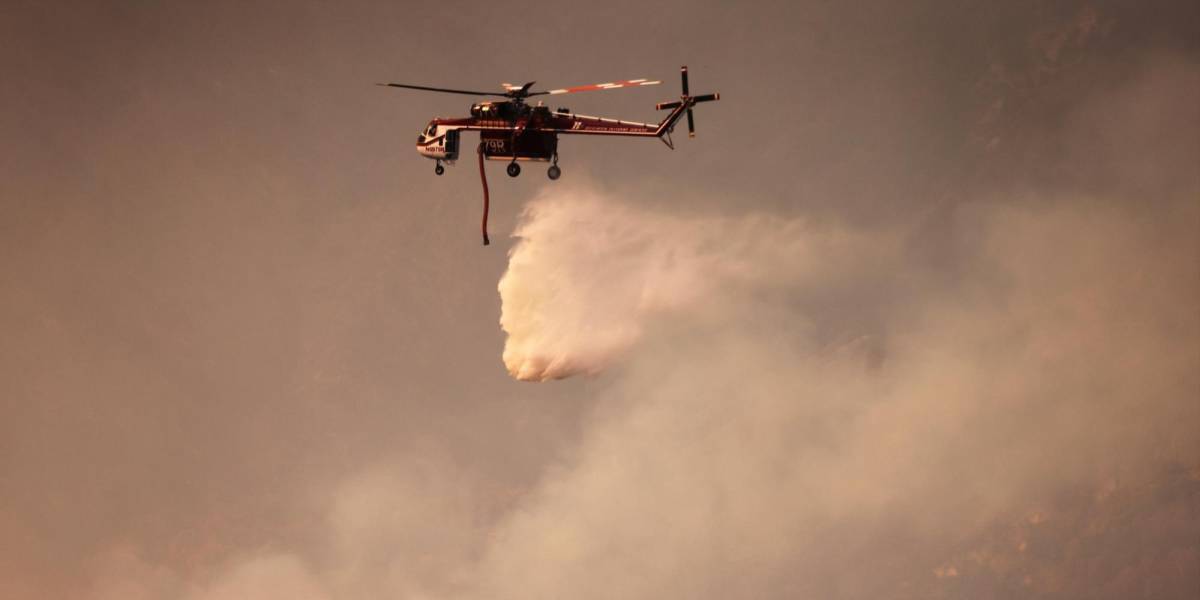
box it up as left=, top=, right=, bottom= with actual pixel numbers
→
left=425, top=124, right=437, bottom=137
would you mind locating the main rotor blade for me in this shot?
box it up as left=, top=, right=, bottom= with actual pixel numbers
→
left=376, top=82, right=507, bottom=97
left=529, top=78, right=661, bottom=97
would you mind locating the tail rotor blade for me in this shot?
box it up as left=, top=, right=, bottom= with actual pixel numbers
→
left=682, top=66, right=695, bottom=136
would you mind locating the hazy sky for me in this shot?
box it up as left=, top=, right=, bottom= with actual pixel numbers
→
left=2, top=1, right=1198, bottom=598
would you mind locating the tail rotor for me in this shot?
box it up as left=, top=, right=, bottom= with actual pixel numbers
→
left=681, top=66, right=696, bottom=137
left=655, top=65, right=719, bottom=138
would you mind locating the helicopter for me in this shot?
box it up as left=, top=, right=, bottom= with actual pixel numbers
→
left=378, top=66, right=719, bottom=243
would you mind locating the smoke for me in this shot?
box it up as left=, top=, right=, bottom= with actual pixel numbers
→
left=480, top=181, right=1199, bottom=597
left=82, top=172, right=1199, bottom=599
left=82, top=454, right=486, bottom=600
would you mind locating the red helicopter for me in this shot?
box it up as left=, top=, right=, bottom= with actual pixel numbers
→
left=379, top=66, right=719, bottom=244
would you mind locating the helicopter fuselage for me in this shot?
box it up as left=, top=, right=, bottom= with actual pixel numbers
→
left=382, top=66, right=718, bottom=244
left=415, top=100, right=668, bottom=164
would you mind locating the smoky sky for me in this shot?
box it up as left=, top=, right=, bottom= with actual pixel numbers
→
left=2, top=1, right=1198, bottom=599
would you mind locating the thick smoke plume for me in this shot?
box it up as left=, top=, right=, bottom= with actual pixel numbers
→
left=485, top=177, right=1198, bottom=596
left=84, top=176, right=1198, bottom=599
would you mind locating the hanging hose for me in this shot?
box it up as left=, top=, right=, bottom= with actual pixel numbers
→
left=477, top=142, right=490, bottom=245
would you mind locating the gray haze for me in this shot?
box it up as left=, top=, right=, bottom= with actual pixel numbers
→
left=2, top=1, right=1198, bottom=598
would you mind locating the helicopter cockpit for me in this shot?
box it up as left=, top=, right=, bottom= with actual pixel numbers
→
left=416, top=121, right=459, bottom=166
left=416, top=122, right=437, bottom=144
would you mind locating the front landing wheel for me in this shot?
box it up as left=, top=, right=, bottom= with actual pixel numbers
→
left=506, top=162, right=521, bottom=177
left=435, top=163, right=445, bottom=176
left=547, top=165, right=561, bottom=180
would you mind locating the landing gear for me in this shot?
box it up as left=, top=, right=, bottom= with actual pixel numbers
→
left=547, top=165, right=561, bottom=180
left=506, top=162, right=521, bottom=177
left=434, top=161, right=444, bottom=176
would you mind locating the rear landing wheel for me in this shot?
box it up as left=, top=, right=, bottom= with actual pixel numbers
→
left=506, top=162, right=521, bottom=177
left=435, top=162, right=444, bottom=176
left=547, top=165, right=561, bottom=180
